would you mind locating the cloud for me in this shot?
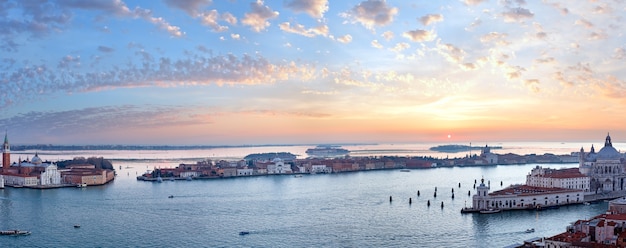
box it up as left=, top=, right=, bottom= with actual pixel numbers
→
left=242, top=0, right=279, bottom=32
left=371, top=40, right=383, bottom=49
left=284, top=0, right=328, bottom=18
left=389, top=42, right=410, bottom=53
left=279, top=22, right=328, bottom=37
left=0, top=52, right=319, bottom=108
left=479, top=32, right=509, bottom=46
left=419, top=14, right=444, bottom=26
left=382, top=31, right=394, bottom=41
left=57, top=55, right=81, bottom=69
left=98, top=46, right=114, bottom=53
left=402, top=29, right=436, bottom=42
left=462, top=0, right=488, bottom=6
left=61, top=0, right=184, bottom=37
left=343, top=0, right=398, bottom=30
left=436, top=43, right=466, bottom=64
left=575, top=19, right=593, bottom=29
left=198, top=9, right=229, bottom=32
left=502, top=7, right=534, bottom=23
left=0, top=105, right=212, bottom=138
left=164, top=0, right=212, bottom=16
left=337, top=34, right=353, bottom=44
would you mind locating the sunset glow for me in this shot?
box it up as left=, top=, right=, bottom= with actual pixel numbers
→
left=1, top=0, right=625, bottom=145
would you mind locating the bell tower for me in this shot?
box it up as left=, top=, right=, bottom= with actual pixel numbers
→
left=2, top=131, right=10, bottom=172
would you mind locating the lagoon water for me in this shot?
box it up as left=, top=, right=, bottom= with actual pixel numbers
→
left=0, top=142, right=617, bottom=247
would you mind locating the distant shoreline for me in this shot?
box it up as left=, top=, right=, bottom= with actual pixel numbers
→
left=429, top=145, right=502, bottom=153
left=9, top=143, right=376, bottom=151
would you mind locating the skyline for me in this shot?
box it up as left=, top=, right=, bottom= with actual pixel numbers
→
left=1, top=0, right=625, bottom=145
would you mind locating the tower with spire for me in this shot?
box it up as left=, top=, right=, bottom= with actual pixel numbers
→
left=2, top=131, right=10, bottom=172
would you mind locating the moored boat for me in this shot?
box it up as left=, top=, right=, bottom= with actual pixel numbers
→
left=0, top=230, right=31, bottom=236
left=479, top=208, right=501, bottom=214
left=525, top=228, right=535, bottom=233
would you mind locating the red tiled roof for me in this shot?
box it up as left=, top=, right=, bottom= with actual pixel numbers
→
left=542, top=168, right=587, bottom=179
left=489, top=184, right=581, bottom=196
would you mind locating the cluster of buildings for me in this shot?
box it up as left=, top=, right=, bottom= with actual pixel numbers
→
left=0, top=133, right=115, bottom=189
left=138, top=155, right=440, bottom=180
left=518, top=197, right=626, bottom=247
left=467, top=133, right=626, bottom=212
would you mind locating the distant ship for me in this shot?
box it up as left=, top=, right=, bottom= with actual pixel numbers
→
left=306, top=145, right=350, bottom=158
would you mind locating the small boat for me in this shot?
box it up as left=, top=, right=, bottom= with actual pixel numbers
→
left=479, top=208, right=501, bottom=214
left=239, top=231, right=250, bottom=235
left=168, top=195, right=174, bottom=198
left=74, top=224, right=81, bottom=228
left=0, top=230, right=31, bottom=236
left=186, top=176, right=192, bottom=181
left=76, top=183, right=87, bottom=188
left=400, top=169, right=410, bottom=172
left=294, top=175, right=303, bottom=178
left=583, top=202, right=591, bottom=206
left=525, top=228, right=535, bottom=233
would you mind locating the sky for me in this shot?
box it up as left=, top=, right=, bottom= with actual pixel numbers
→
left=1, top=0, right=625, bottom=145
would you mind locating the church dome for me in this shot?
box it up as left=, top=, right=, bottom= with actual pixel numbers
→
left=31, top=153, right=42, bottom=164
left=597, top=133, right=622, bottom=160
left=597, top=146, right=621, bottom=160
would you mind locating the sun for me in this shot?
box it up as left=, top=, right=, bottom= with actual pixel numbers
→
left=447, top=134, right=451, bottom=139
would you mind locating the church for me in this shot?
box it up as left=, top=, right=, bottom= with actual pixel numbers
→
left=578, top=133, right=626, bottom=193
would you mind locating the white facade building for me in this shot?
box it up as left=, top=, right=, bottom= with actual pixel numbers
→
left=526, top=166, right=590, bottom=192
left=578, top=134, right=626, bottom=193
left=266, top=158, right=292, bottom=174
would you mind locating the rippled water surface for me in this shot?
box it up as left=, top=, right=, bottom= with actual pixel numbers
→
left=0, top=160, right=609, bottom=247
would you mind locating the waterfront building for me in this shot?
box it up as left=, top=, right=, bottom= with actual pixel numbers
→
left=578, top=133, right=626, bottom=193
left=470, top=178, right=584, bottom=211
left=480, top=145, right=499, bottom=164
left=542, top=197, right=626, bottom=247
left=526, top=166, right=590, bottom=192
left=237, top=167, right=253, bottom=176
left=62, top=165, right=115, bottom=185
left=266, top=158, right=292, bottom=174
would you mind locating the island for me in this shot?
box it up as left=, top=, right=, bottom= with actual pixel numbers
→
left=429, top=144, right=502, bottom=153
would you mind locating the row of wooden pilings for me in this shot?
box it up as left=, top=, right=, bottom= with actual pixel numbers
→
left=387, top=179, right=504, bottom=209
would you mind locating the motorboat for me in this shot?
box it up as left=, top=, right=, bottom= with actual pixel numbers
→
left=239, top=231, right=250, bottom=235
left=525, top=228, right=535, bottom=233
left=74, top=224, right=81, bottom=228
left=168, top=195, right=174, bottom=198
left=294, top=175, right=303, bottom=178
left=0, top=230, right=31, bottom=236
left=479, top=208, right=501, bottom=214
left=400, top=169, right=410, bottom=172
left=76, top=183, right=87, bottom=188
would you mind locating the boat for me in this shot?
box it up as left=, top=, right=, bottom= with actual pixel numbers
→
left=168, top=195, right=174, bottom=198
left=74, top=224, right=81, bottom=228
left=294, top=175, right=303, bottom=178
left=305, top=145, right=350, bottom=158
left=400, top=169, right=410, bottom=172
left=156, top=176, right=163, bottom=183
left=525, top=228, right=535, bottom=233
left=0, top=230, right=31, bottom=236
left=479, top=208, right=501, bottom=214
left=76, top=183, right=87, bottom=188
left=239, top=231, right=250, bottom=235
left=584, top=202, right=591, bottom=206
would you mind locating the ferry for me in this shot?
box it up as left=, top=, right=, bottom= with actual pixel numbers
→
left=305, top=145, right=350, bottom=158
left=0, top=230, right=31, bottom=236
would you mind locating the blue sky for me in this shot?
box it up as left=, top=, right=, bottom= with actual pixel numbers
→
left=1, top=0, right=625, bottom=145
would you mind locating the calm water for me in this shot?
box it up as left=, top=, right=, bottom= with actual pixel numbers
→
left=0, top=143, right=617, bottom=247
